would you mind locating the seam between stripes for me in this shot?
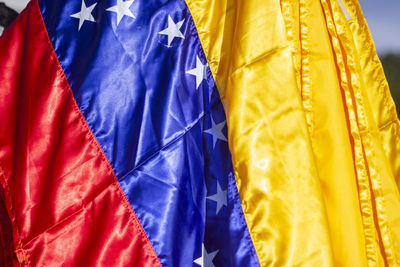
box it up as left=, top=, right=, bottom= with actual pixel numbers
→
left=34, top=1, right=161, bottom=265
left=37, top=1, right=222, bottom=265
left=184, top=0, right=222, bottom=100
left=116, top=7, right=221, bottom=184
left=184, top=1, right=262, bottom=266
left=115, top=3, right=227, bottom=184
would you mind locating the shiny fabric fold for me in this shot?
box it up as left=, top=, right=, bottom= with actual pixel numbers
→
left=186, top=0, right=335, bottom=265
left=186, top=0, right=400, bottom=266
left=2, top=0, right=400, bottom=265
left=282, top=0, right=370, bottom=265
left=1, top=0, right=260, bottom=265
left=321, top=1, right=400, bottom=264
left=0, top=1, right=160, bottom=265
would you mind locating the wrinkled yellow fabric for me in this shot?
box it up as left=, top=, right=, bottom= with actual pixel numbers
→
left=336, top=0, right=400, bottom=264
left=281, top=1, right=370, bottom=266
left=185, top=0, right=400, bottom=266
left=186, top=0, right=334, bottom=265
left=342, top=1, right=400, bottom=189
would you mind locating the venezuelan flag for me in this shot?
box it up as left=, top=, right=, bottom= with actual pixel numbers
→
left=0, top=0, right=399, bottom=266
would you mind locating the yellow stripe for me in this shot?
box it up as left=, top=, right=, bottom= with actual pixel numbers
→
left=186, top=0, right=400, bottom=265
left=285, top=0, right=370, bottom=265
left=339, top=0, right=400, bottom=264
left=186, top=0, right=334, bottom=265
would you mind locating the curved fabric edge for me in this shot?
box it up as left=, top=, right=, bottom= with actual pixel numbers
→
left=341, top=0, right=400, bottom=195
left=185, top=1, right=261, bottom=266
left=0, top=1, right=161, bottom=265
left=320, top=0, right=400, bottom=265
left=184, top=0, right=335, bottom=266
left=280, top=1, right=370, bottom=266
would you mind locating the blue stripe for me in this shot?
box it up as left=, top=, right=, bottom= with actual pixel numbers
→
left=39, top=0, right=259, bottom=266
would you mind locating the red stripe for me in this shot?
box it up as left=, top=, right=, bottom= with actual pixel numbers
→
left=0, top=1, right=161, bottom=266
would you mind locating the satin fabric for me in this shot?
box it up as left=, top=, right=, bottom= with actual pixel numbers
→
left=281, top=1, right=368, bottom=265
left=328, top=1, right=400, bottom=264
left=342, top=1, right=400, bottom=189
left=0, top=1, right=160, bottom=266
left=38, top=0, right=258, bottom=266
left=187, top=0, right=333, bottom=265
left=345, top=2, right=400, bottom=189
left=0, top=187, right=13, bottom=266
left=186, top=0, right=400, bottom=266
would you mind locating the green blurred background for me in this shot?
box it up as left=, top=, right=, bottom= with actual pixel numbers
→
left=360, top=0, right=400, bottom=116
left=382, top=54, right=400, bottom=115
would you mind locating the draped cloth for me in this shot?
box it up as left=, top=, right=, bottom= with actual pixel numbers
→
left=0, top=0, right=399, bottom=265
left=186, top=0, right=400, bottom=266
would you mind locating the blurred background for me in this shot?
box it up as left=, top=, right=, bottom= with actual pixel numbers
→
left=1, top=0, right=399, bottom=115
left=360, top=0, right=400, bottom=115
left=2, top=0, right=28, bottom=12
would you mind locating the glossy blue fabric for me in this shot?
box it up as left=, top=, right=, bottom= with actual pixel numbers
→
left=38, top=0, right=260, bottom=266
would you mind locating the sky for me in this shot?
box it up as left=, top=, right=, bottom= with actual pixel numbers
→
left=358, top=0, right=400, bottom=55
left=3, top=0, right=400, bottom=55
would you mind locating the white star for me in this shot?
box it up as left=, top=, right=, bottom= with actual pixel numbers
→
left=204, top=117, right=227, bottom=149
left=106, top=0, right=135, bottom=26
left=158, top=15, right=185, bottom=47
left=207, top=181, right=227, bottom=214
left=70, top=0, right=97, bottom=31
left=194, top=244, right=218, bottom=267
left=186, top=56, right=208, bottom=89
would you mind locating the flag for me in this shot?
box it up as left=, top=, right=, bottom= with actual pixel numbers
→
left=188, top=0, right=400, bottom=265
left=0, top=0, right=400, bottom=266
left=0, top=0, right=257, bottom=265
